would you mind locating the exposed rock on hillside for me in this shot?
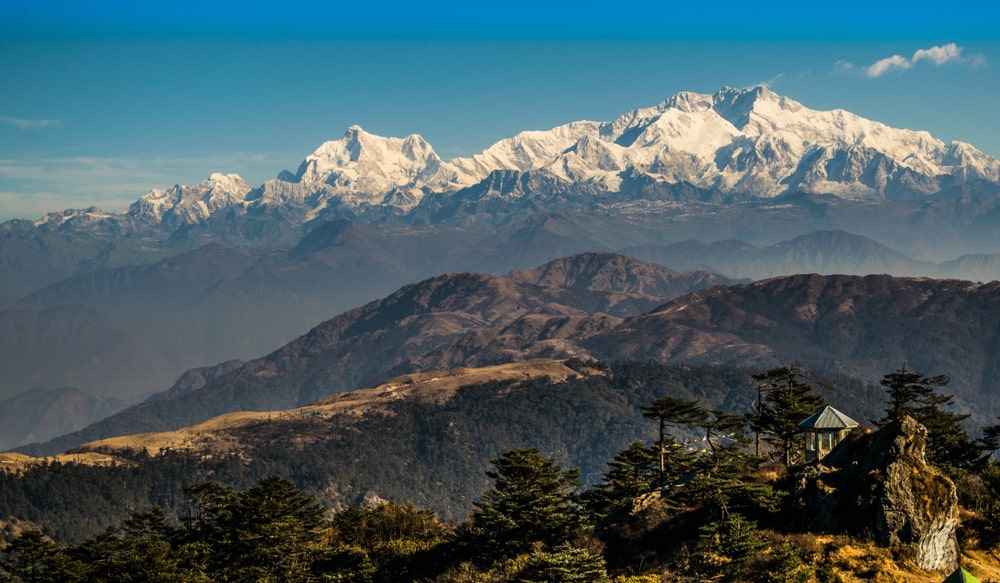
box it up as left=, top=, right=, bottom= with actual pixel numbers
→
left=794, top=416, right=958, bottom=571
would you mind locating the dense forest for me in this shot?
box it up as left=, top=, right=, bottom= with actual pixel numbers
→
left=0, top=362, right=885, bottom=542
left=4, top=361, right=1000, bottom=581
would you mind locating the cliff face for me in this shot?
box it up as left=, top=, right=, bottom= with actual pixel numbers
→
left=794, top=416, right=959, bottom=572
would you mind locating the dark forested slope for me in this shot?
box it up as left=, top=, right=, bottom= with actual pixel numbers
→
left=0, top=361, right=818, bottom=542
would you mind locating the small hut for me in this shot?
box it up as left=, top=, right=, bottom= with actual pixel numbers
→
left=798, top=405, right=859, bottom=462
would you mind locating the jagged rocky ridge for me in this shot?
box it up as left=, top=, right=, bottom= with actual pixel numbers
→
left=20, top=86, right=1000, bottom=236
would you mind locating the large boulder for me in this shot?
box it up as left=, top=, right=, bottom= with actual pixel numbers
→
left=793, top=416, right=958, bottom=571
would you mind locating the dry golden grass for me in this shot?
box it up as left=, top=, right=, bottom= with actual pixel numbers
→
left=807, top=533, right=1000, bottom=582
left=962, top=549, right=1000, bottom=582
left=0, top=451, right=123, bottom=473
left=69, top=358, right=595, bottom=458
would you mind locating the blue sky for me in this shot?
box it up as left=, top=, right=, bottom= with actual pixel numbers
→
left=1, top=1, right=998, bottom=220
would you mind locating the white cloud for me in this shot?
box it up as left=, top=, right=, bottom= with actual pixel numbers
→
left=851, top=43, right=988, bottom=78
left=912, top=43, right=962, bottom=66
left=971, top=54, right=988, bottom=69
left=0, top=116, right=61, bottom=130
left=867, top=54, right=913, bottom=77
left=753, top=72, right=785, bottom=89
left=834, top=60, right=855, bottom=72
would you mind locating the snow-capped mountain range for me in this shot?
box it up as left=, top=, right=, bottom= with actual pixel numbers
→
left=31, top=86, right=1000, bottom=230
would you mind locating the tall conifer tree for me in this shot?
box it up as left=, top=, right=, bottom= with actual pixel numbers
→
left=752, top=367, right=826, bottom=465
left=467, top=448, right=587, bottom=561
left=878, top=365, right=978, bottom=469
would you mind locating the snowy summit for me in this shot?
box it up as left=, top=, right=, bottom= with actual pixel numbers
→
left=24, top=87, right=1000, bottom=229
left=259, top=86, right=1000, bottom=210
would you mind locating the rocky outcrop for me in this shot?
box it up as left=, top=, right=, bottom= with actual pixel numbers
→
left=794, top=416, right=959, bottom=572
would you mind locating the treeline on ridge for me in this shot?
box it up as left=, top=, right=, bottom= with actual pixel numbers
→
left=5, top=362, right=1000, bottom=581
left=0, top=361, right=883, bottom=543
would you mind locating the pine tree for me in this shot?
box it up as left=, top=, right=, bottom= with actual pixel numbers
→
left=583, top=441, right=662, bottom=520
left=880, top=365, right=951, bottom=422
left=181, top=476, right=328, bottom=582
left=641, top=396, right=708, bottom=478
left=601, top=442, right=660, bottom=503
left=878, top=365, right=979, bottom=469
left=752, top=367, right=826, bottom=465
left=466, top=448, right=587, bottom=561
left=77, top=508, right=192, bottom=583
left=517, top=543, right=610, bottom=583
left=694, top=409, right=748, bottom=455
left=0, top=529, right=83, bottom=582
left=699, top=513, right=766, bottom=563
left=332, top=501, right=446, bottom=549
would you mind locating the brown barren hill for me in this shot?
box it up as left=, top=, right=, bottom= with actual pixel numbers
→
left=69, top=359, right=596, bottom=459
